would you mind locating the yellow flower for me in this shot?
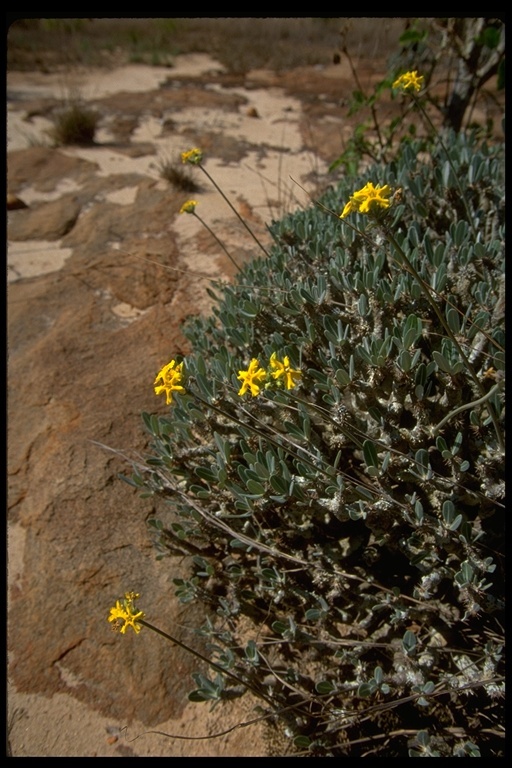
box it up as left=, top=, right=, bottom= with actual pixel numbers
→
left=180, top=200, right=197, bottom=214
left=108, top=592, right=145, bottom=634
left=181, top=147, right=203, bottom=165
left=237, top=358, right=267, bottom=397
left=392, top=70, right=424, bottom=92
left=340, top=182, right=392, bottom=218
left=154, top=359, right=185, bottom=405
left=269, top=352, right=302, bottom=390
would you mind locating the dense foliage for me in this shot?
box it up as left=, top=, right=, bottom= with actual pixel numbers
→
left=127, top=129, right=505, bottom=756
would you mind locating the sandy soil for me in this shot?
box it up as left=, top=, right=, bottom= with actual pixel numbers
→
left=7, top=54, right=325, bottom=289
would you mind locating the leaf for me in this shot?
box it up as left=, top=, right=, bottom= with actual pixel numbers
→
left=445, top=306, right=461, bottom=334
left=195, top=466, right=217, bottom=482
left=270, top=475, right=289, bottom=496
left=449, top=514, right=463, bottom=531
left=402, top=629, right=417, bottom=654
left=316, top=680, right=336, bottom=695
left=240, top=300, right=259, bottom=317
left=363, top=439, right=379, bottom=470
left=335, top=368, right=351, bottom=387
left=190, top=484, right=211, bottom=499
left=403, top=314, right=423, bottom=349
left=305, top=608, right=324, bottom=622
left=357, top=293, right=368, bottom=317
left=414, top=448, right=430, bottom=475
left=478, top=24, right=501, bottom=49
left=434, top=349, right=455, bottom=373
left=214, top=431, right=230, bottom=462
left=118, top=473, right=144, bottom=488
left=283, top=420, right=307, bottom=440
left=188, top=690, right=211, bottom=702
left=442, top=499, right=455, bottom=523
left=246, top=479, right=266, bottom=496
left=272, top=620, right=291, bottom=636
left=245, top=640, right=259, bottom=663
left=399, top=27, right=427, bottom=45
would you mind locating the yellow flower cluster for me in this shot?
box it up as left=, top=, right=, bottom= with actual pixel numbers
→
left=153, top=354, right=301, bottom=402
left=237, top=358, right=266, bottom=396
left=180, top=199, right=197, bottom=214
left=154, top=359, right=185, bottom=405
left=181, top=147, right=203, bottom=165
left=237, top=353, right=301, bottom=396
left=392, top=70, right=424, bottom=92
left=269, top=352, right=302, bottom=390
left=340, top=181, right=392, bottom=219
left=108, top=592, right=145, bottom=634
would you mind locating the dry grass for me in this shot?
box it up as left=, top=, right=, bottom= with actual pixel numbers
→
left=156, top=154, right=201, bottom=192
left=49, top=100, right=100, bottom=145
left=7, top=17, right=406, bottom=73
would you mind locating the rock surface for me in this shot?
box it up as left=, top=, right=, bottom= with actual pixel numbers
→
left=7, top=54, right=352, bottom=757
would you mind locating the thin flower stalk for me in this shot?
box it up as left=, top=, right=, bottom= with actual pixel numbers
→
left=432, top=382, right=502, bottom=436
left=138, top=619, right=278, bottom=705
left=201, top=164, right=271, bottom=257
left=108, top=590, right=275, bottom=707
left=343, top=44, right=385, bottom=153
left=180, top=198, right=241, bottom=271
left=182, top=147, right=270, bottom=258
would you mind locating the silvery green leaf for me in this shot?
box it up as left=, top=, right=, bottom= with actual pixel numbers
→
left=433, top=350, right=454, bottom=373
left=402, top=629, right=417, bottom=654
left=445, top=306, right=461, bottom=334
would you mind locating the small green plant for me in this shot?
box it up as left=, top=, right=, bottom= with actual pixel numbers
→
left=108, top=46, right=505, bottom=758
left=49, top=99, right=100, bottom=146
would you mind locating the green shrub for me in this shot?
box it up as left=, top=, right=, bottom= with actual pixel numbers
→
left=123, top=127, right=504, bottom=756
